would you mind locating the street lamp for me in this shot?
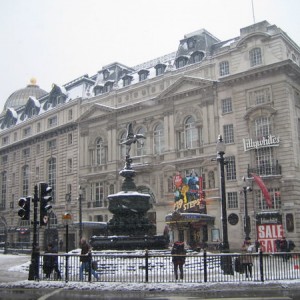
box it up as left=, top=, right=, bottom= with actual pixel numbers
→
left=216, top=135, right=229, bottom=252
left=78, top=186, right=83, bottom=241
left=242, top=176, right=252, bottom=241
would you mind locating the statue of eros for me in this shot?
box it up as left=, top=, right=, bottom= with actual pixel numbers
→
left=120, top=123, right=146, bottom=156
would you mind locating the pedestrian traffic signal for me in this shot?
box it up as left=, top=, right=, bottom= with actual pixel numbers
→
left=39, top=182, right=53, bottom=226
left=18, top=197, right=31, bottom=220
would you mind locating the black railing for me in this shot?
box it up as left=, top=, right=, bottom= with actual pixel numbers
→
left=248, top=160, right=281, bottom=177
left=36, top=250, right=300, bottom=283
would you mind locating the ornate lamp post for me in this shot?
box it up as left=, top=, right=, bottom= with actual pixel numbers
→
left=78, top=186, right=83, bottom=241
left=216, top=135, right=229, bottom=252
left=242, top=176, right=252, bottom=241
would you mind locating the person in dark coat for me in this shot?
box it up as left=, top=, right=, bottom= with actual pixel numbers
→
left=43, top=243, right=61, bottom=279
left=280, top=237, right=290, bottom=261
left=79, top=238, right=99, bottom=281
left=171, top=241, right=186, bottom=280
left=241, top=238, right=254, bottom=278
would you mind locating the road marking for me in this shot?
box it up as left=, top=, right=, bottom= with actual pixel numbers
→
left=38, top=288, right=63, bottom=300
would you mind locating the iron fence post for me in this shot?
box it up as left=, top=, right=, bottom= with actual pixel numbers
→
left=145, top=249, right=149, bottom=283
left=259, top=249, right=264, bottom=282
left=203, top=250, right=207, bottom=282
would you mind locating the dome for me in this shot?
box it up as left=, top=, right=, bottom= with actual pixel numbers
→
left=4, top=78, right=47, bottom=111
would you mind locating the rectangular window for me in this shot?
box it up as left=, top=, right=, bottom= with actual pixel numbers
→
left=94, top=182, right=104, bottom=207
left=67, top=184, right=72, bottom=195
left=67, top=158, right=72, bottom=173
left=250, top=47, right=262, bottom=67
left=228, top=192, right=238, bottom=209
left=22, top=148, right=30, bottom=158
left=68, top=109, right=73, bottom=121
left=67, top=133, right=73, bottom=145
left=1, top=155, right=8, bottom=165
left=255, top=188, right=281, bottom=210
left=47, top=139, right=57, bottom=150
left=2, top=136, right=9, bottom=146
left=36, top=144, right=40, bottom=155
left=23, top=127, right=31, bottom=137
left=219, top=61, right=229, bottom=76
left=222, top=98, right=232, bottom=114
left=36, top=122, right=41, bottom=133
left=14, top=132, right=17, bottom=141
left=226, top=156, right=236, bottom=181
left=248, top=87, right=271, bottom=107
left=223, top=124, right=234, bottom=144
left=48, top=116, right=58, bottom=128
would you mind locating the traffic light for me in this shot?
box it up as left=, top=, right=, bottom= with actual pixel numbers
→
left=18, top=197, right=31, bottom=220
left=39, top=182, right=53, bottom=226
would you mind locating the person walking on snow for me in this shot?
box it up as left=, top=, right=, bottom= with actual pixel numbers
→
left=79, top=238, right=99, bottom=281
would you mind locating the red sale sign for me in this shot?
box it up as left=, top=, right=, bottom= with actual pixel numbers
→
left=257, top=224, right=284, bottom=252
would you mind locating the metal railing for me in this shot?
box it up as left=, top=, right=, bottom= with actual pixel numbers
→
left=35, top=250, right=300, bottom=283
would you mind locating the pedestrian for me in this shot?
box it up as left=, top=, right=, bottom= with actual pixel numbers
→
left=43, top=243, right=61, bottom=279
left=280, top=237, right=290, bottom=261
left=59, top=239, right=63, bottom=252
left=241, top=238, right=254, bottom=278
left=171, top=241, right=186, bottom=280
left=79, top=238, right=99, bottom=281
left=255, top=240, right=261, bottom=252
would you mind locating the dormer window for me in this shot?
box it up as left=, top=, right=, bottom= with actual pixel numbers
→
left=103, top=69, right=110, bottom=80
left=187, top=38, right=195, bottom=49
left=104, top=81, right=113, bottom=93
left=94, top=85, right=103, bottom=96
left=175, top=56, right=189, bottom=69
left=122, top=75, right=133, bottom=87
left=155, top=64, right=166, bottom=76
left=138, top=70, right=149, bottom=82
left=190, top=51, right=204, bottom=64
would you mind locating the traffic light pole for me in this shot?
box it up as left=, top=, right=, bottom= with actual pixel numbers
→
left=28, top=184, right=40, bottom=280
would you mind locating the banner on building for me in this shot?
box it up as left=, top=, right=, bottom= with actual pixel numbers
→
left=256, top=212, right=283, bottom=252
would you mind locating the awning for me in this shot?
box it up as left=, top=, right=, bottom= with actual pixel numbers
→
left=165, top=212, right=215, bottom=224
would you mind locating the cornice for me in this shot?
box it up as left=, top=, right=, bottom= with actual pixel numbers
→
left=219, top=60, right=300, bottom=86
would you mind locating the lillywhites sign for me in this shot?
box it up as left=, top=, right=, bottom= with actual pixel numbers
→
left=243, top=135, right=280, bottom=151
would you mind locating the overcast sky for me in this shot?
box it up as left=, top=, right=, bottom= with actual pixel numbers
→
left=1, top=0, right=300, bottom=110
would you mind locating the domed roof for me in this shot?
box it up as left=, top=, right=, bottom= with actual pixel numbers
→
left=4, top=78, right=47, bottom=111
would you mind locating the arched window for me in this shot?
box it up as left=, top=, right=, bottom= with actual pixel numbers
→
left=136, top=127, right=146, bottom=156
left=154, top=123, right=164, bottom=154
left=184, top=116, right=198, bottom=149
left=254, top=116, right=271, bottom=139
left=22, top=165, right=29, bottom=196
left=176, top=57, right=188, bottom=69
left=250, top=47, right=262, bottom=67
left=191, top=51, right=204, bottom=64
left=48, top=157, right=56, bottom=202
left=219, top=61, right=229, bottom=76
left=96, top=138, right=106, bottom=165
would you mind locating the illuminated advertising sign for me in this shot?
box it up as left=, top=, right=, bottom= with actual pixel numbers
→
left=173, top=171, right=206, bottom=214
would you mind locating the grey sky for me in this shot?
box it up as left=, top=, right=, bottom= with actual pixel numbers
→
left=1, top=0, right=300, bottom=110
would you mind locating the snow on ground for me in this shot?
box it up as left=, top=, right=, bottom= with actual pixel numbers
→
left=1, top=252, right=300, bottom=292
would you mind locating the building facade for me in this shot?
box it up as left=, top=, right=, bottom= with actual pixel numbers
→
left=0, top=20, right=300, bottom=251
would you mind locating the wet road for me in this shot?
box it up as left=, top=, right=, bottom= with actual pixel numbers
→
left=1, top=287, right=300, bottom=300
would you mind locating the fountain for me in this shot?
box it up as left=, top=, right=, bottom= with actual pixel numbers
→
left=90, top=123, right=169, bottom=250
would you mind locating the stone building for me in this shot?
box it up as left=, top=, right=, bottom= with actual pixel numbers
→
left=0, top=20, right=300, bottom=251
